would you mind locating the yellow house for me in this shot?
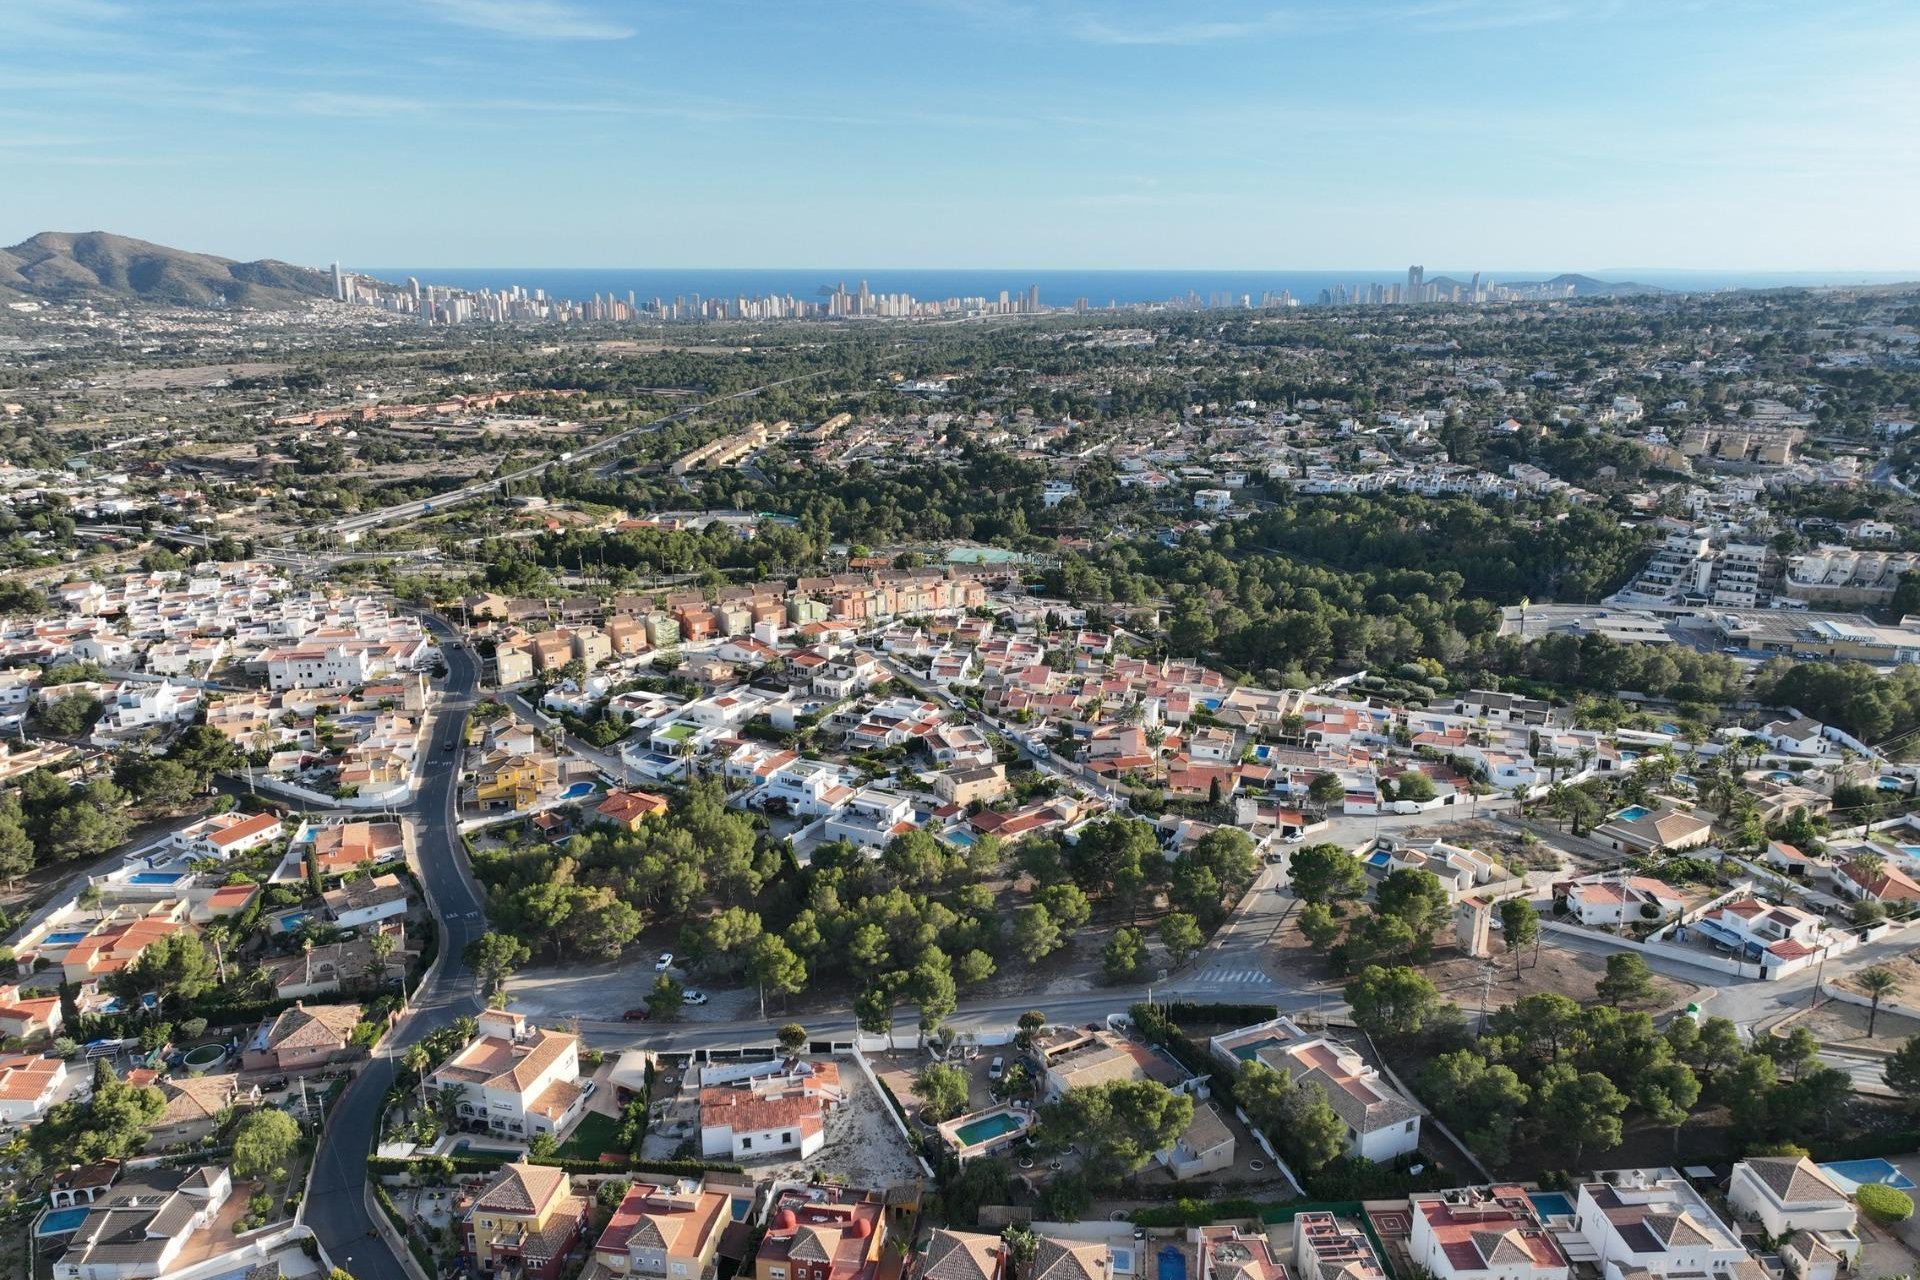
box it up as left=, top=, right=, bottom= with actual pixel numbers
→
left=474, top=753, right=557, bottom=810
left=464, top=1162, right=588, bottom=1280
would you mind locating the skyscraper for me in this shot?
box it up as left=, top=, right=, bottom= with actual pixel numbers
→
left=1406, top=265, right=1424, bottom=300
left=331, top=261, right=344, bottom=300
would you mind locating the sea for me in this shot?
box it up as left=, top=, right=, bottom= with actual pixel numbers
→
left=358, top=266, right=1918, bottom=309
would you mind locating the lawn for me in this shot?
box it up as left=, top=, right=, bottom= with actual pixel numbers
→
left=555, top=1110, right=626, bottom=1162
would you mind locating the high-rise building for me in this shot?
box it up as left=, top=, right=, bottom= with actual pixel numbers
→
left=331, top=262, right=344, bottom=300
left=1406, top=265, right=1424, bottom=299
left=1027, top=284, right=1040, bottom=313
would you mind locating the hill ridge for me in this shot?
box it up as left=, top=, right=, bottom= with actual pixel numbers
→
left=0, top=230, right=335, bottom=308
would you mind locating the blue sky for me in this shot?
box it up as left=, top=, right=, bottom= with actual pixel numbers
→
left=4, top=0, right=1917, bottom=270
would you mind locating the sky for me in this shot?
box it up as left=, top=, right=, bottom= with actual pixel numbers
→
left=3, top=0, right=1918, bottom=271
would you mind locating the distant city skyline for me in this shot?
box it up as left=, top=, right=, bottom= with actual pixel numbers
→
left=5, top=0, right=1919, bottom=272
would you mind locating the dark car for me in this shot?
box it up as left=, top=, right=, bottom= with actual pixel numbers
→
left=623, top=1007, right=651, bottom=1021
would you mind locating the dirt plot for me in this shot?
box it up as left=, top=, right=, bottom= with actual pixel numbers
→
left=1793, top=997, right=1920, bottom=1053
left=92, top=361, right=291, bottom=389
left=1405, top=816, right=1567, bottom=874
left=1831, top=948, right=1920, bottom=1009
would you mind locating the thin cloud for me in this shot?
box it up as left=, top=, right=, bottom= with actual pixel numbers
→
left=418, top=0, right=634, bottom=40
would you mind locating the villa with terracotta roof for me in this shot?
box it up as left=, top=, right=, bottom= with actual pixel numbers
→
left=595, top=788, right=670, bottom=831
left=592, top=1179, right=733, bottom=1280
left=463, top=1162, right=589, bottom=1280
left=1574, top=1168, right=1752, bottom=1280
left=242, top=1002, right=365, bottom=1073
left=753, top=1187, right=887, bottom=1280
left=291, top=818, right=407, bottom=877
left=168, top=810, right=283, bottom=861
left=698, top=1060, right=843, bottom=1161
left=0, top=983, right=63, bottom=1040
left=1554, top=873, right=1686, bottom=927
left=1832, top=856, right=1920, bottom=906
left=1029, top=1236, right=1114, bottom=1280
left=60, top=909, right=194, bottom=984
left=1691, top=897, right=1840, bottom=979
left=1410, top=1186, right=1569, bottom=1280
left=0, top=1052, right=67, bottom=1123
left=428, top=1008, right=585, bottom=1140
left=1209, top=1017, right=1419, bottom=1161
left=1193, top=1226, right=1288, bottom=1280
left=921, top=1229, right=1007, bottom=1280
left=1593, top=806, right=1714, bottom=856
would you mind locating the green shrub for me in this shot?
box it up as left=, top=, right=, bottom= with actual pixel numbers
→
left=1857, top=1183, right=1913, bottom=1223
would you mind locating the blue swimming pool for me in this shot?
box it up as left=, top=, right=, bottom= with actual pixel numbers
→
left=946, top=831, right=975, bottom=847
left=1614, top=805, right=1652, bottom=821
left=44, top=930, right=87, bottom=946
left=1528, top=1192, right=1575, bottom=1218
left=128, top=871, right=185, bottom=885
left=558, top=781, right=595, bottom=800
left=1157, top=1245, right=1188, bottom=1280
left=1767, top=770, right=1795, bottom=782
left=37, top=1206, right=90, bottom=1235
left=1819, top=1158, right=1917, bottom=1191
left=1881, top=777, right=1907, bottom=791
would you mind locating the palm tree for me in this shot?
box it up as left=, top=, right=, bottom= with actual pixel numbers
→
left=1859, top=966, right=1899, bottom=1036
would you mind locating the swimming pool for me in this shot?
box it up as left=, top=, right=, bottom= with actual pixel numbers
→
left=37, top=1206, right=90, bottom=1235
left=1528, top=1192, right=1575, bottom=1218
left=1881, top=777, right=1907, bottom=791
left=1819, top=1158, right=1917, bottom=1191
left=1614, top=805, right=1653, bottom=821
left=952, top=1112, right=1024, bottom=1147
left=945, top=831, right=975, bottom=847
left=1767, top=771, right=1795, bottom=782
left=558, top=781, right=595, bottom=800
left=128, top=870, right=186, bottom=885
left=43, top=930, right=88, bottom=946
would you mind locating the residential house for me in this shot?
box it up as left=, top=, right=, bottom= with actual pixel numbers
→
left=463, top=1162, right=590, bottom=1280
left=921, top=1230, right=1007, bottom=1280
left=1573, top=1169, right=1750, bottom=1280
left=1157, top=1102, right=1236, bottom=1181
left=0, top=983, right=64, bottom=1040
left=821, top=788, right=916, bottom=852
left=0, top=1053, right=67, bottom=1123
left=752, top=1186, right=888, bottom=1280
left=52, top=1165, right=232, bottom=1280
left=429, top=1009, right=585, bottom=1140
left=263, top=922, right=407, bottom=999
left=1727, top=1158, right=1857, bottom=1247
left=592, top=1178, right=734, bottom=1280
left=1292, top=1213, right=1388, bottom=1280
left=1691, top=898, right=1834, bottom=977
left=1409, top=1186, right=1569, bottom=1280
left=1208, top=1017, right=1420, bottom=1162
left=1593, top=807, right=1715, bottom=856
left=1556, top=873, right=1687, bottom=927
left=698, top=1059, right=843, bottom=1161
left=596, top=789, right=671, bottom=831
left=322, top=874, right=410, bottom=929
left=933, top=765, right=1007, bottom=807
left=1759, top=718, right=1830, bottom=757
left=241, top=1002, right=365, bottom=1073
left=169, top=811, right=283, bottom=861
left=1189, top=1226, right=1288, bottom=1280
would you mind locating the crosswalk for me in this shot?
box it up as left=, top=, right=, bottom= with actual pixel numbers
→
left=1192, top=966, right=1275, bottom=986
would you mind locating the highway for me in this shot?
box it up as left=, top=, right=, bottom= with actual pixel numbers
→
left=302, top=614, right=488, bottom=1280
left=300, top=374, right=826, bottom=542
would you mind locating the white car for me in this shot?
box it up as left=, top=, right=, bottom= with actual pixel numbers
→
left=681, top=990, right=709, bottom=1006
left=654, top=953, right=674, bottom=972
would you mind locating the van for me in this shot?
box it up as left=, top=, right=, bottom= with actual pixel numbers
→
left=988, top=1056, right=1005, bottom=1081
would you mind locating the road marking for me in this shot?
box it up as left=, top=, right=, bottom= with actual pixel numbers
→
left=1193, top=966, right=1276, bottom=986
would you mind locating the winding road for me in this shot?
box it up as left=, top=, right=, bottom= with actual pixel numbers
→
left=303, top=615, right=487, bottom=1280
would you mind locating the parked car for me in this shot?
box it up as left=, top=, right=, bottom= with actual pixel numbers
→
left=988, top=1056, right=1005, bottom=1081
left=681, top=990, right=709, bottom=1006
left=654, top=952, right=674, bottom=971
left=622, top=1007, right=650, bottom=1021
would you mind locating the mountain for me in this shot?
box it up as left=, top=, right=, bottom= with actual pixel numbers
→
left=0, top=231, right=335, bottom=307
left=1501, top=272, right=1662, bottom=297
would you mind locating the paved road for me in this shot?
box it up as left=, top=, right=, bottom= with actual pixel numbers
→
left=303, top=614, right=488, bottom=1280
